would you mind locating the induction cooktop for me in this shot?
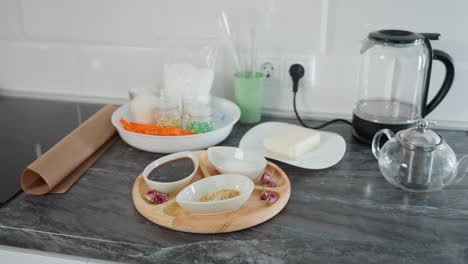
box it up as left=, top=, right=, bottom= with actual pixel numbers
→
left=0, top=96, right=103, bottom=206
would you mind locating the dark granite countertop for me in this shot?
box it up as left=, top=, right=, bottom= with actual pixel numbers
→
left=1, top=97, right=468, bottom=264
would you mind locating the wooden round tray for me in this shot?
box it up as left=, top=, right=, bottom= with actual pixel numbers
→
left=132, top=150, right=291, bottom=234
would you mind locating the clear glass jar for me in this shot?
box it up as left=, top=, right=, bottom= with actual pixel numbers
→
left=154, top=96, right=181, bottom=128
left=184, top=96, right=214, bottom=134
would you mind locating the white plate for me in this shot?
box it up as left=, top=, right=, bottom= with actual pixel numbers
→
left=112, top=96, right=240, bottom=153
left=239, top=122, right=346, bottom=169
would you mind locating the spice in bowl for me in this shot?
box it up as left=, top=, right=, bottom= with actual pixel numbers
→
left=199, top=189, right=240, bottom=202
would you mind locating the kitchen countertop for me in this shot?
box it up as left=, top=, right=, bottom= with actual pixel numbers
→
left=1, top=97, right=468, bottom=264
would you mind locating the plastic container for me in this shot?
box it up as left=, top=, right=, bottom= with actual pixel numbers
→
left=234, top=72, right=265, bottom=124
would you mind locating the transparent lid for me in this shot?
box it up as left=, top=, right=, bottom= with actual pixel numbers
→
left=397, top=120, right=443, bottom=150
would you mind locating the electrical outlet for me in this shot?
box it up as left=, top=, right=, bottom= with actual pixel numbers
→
left=258, top=57, right=282, bottom=81
left=284, top=55, right=317, bottom=90
left=261, top=62, right=275, bottom=78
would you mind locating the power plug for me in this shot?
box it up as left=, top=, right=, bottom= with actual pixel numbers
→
left=289, top=64, right=305, bottom=93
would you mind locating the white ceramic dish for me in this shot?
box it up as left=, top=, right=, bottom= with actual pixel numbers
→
left=239, top=122, right=346, bottom=169
left=176, top=174, right=254, bottom=215
left=207, top=146, right=267, bottom=181
left=112, top=97, right=241, bottom=153
left=143, top=151, right=199, bottom=195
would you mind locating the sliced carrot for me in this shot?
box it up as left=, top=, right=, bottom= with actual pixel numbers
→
left=119, top=118, right=195, bottom=136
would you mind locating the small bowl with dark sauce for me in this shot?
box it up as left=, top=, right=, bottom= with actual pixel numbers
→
left=143, top=151, right=199, bottom=195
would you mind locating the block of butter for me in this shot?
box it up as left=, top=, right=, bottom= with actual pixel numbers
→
left=263, top=125, right=320, bottom=159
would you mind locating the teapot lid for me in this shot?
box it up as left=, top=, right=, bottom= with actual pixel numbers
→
left=397, top=120, right=444, bottom=151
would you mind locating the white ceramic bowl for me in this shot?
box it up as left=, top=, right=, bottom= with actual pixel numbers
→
left=111, top=96, right=241, bottom=153
left=176, top=174, right=254, bottom=215
left=207, top=147, right=267, bottom=181
left=143, top=151, right=199, bottom=195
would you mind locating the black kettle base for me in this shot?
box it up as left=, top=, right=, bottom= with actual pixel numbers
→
left=352, top=114, right=416, bottom=145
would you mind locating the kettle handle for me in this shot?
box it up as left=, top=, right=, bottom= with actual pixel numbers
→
left=421, top=35, right=455, bottom=116
left=372, top=129, right=394, bottom=159
left=424, top=50, right=455, bottom=115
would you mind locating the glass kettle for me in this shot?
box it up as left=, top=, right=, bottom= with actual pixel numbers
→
left=372, top=120, right=468, bottom=192
left=352, top=30, right=455, bottom=144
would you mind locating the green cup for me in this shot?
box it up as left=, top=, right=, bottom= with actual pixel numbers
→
left=234, top=72, right=265, bottom=124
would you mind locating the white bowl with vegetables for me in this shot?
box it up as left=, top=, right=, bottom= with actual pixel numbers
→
left=112, top=96, right=241, bottom=153
left=176, top=174, right=254, bottom=215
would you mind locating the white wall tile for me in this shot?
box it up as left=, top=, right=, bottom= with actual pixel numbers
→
left=327, top=0, right=468, bottom=60
left=0, top=41, right=82, bottom=95
left=257, top=0, right=323, bottom=53
left=166, top=0, right=224, bottom=40
left=427, top=61, right=468, bottom=123
left=80, top=46, right=162, bottom=99
left=299, top=56, right=360, bottom=115
left=0, top=0, right=23, bottom=39
left=20, top=0, right=167, bottom=46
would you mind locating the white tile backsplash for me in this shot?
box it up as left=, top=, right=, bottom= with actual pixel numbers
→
left=0, top=41, right=82, bottom=95
left=1, top=0, right=468, bottom=126
left=20, top=0, right=166, bottom=45
left=426, top=61, right=468, bottom=123
left=166, top=0, right=223, bottom=40
left=0, top=0, right=22, bottom=39
left=80, top=46, right=162, bottom=99
left=298, top=55, right=360, bottom=115
left=258, top=0, right=323, bottom=53
left=327, top=0, right=468, bottom=59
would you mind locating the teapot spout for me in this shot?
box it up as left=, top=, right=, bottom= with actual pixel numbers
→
left=453, top=155, right=468, bottom=184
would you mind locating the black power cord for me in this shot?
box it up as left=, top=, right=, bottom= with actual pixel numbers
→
left=289, top=64, right=353, bottom=129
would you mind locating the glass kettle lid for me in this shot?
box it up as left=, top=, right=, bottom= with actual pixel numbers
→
left=396, top=120, right=443, bottom=151
left=368, top=30, right=425, bottom=45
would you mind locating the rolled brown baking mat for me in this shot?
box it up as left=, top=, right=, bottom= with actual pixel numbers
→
left=21, top=104, right=117, bottom=194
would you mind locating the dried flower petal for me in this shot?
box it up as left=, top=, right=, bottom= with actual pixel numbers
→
left=260, top=172, right=271, bottom=184
left=267, top=193, right=277, bottom=205
left=265, top=180, right=277, bottom=187
left=156, top=194, right=168, bottom=204
left=260, top=191, right=270, bottom=200
left=145, top=190, right=157, bottom=202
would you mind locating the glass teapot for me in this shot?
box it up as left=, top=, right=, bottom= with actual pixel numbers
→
left=372, top=120, right=468, bottom=192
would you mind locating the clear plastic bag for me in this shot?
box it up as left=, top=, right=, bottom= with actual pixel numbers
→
left=162, top=41, right=218, bottom=100
left=158, top=41, right=218, bottom=132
